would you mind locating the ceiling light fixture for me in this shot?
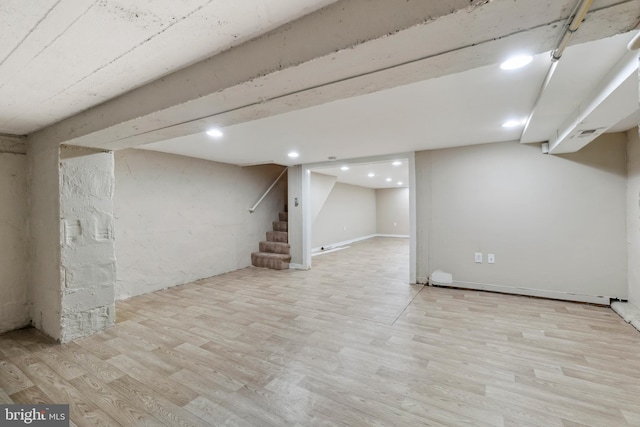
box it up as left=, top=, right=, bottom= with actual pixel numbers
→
left=386, top=177, right=392, bottom=182
left=341, top=166, right=349, bottom=171
left=500, top=55, right=533, bottom=70
left=206, top=128, right=224, bottom=138
left=502, top=119, right=526, bottom=128
left=392, top=161, right=402, bottom=166
left=368, top=173, right=375, bottom=177
left=288, top=152, right=299, bottom=158
left=397, top=181, right=403, bottom=186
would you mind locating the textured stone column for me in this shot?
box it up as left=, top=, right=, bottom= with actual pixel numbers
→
left=59, top=146, right=116, bottom=342
left=28, top=142, right=116, bottom=343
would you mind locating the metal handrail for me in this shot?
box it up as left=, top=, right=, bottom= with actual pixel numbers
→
left=249, top=167, right=288, bottom=213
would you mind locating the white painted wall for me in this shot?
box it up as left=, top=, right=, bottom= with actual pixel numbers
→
left=0, top=150, right=29, bottom=333
left=416, top=135, right=627, bottom=300
left=312, top=182, right=376, bottom=248
left=627, top=127, right=640, bottom=308
left=310, top=172, right=337, bottom=223
left=28, top=139, right=63, bottom=340
left=376, top=187, right=409, bottom=235
left=288, top=165, right=304, bottom=267
left=114, top=149, right=285, bottom=299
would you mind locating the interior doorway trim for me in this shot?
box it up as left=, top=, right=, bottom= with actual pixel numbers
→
left=300, top=152, right=417, bottom=283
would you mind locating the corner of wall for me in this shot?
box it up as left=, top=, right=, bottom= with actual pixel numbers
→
left=0, top=136, right=30, bottom=334
left=26, top=137, right=63, bottom=340
left=414, top=150, right=432, bottom=282
left=626, top=125, right=640, bottom=309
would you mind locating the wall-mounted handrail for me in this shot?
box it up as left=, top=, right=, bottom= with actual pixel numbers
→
left=249, top=167, right=288, bottom=213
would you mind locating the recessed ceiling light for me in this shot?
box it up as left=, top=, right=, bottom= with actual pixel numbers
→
left=386, top=177, right=392, bottom=182
left=341, top=166, right=349, bottom=171
left=288, top=151, right=299, bottom=158
left=502, top=119, right=526, bottom=128
left=392, top=161, right=402, bottom=166
left=500, top=55, right=533, bottom=70
left=397, top=181, right=403, bottom=185
left=368, top=173, right=375, bottom=178
left=206, top=128, right=223, bottom=138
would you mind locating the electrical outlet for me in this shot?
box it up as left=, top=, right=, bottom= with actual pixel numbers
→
left=488, top=254, right=495, bottom=264
left=475, top=252, right=483, bottom=263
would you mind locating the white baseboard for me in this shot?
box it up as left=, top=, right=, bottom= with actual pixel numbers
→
left=289, top=263, right=310, bottom=270
left=611, top=301, right=640, bottom=332
left=312, top=234, right=377, bottom=253
left=312, top=234, right=409, bottom=254
left=312, top=246, right=349, bottom=257
left=430, top=280, right=611, bottom=305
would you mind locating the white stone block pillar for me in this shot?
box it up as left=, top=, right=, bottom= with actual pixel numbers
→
left=28, top=143, right=116, bottom=342
left=59, top=146, right=116, bottom=342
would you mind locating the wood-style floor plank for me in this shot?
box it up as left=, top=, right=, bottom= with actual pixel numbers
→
left=1, top=237, right=639, bottom=426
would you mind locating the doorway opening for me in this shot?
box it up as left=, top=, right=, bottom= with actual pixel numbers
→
left=297, top=152, right=417, bottom=284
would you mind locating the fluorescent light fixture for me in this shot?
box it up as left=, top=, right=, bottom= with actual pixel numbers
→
left=288, top=151, right=299, bottom=158
left=386, top=177, right=392, bottom=182
left=500, top=55, right=533, bottom=70
left=392, top=161, right=402, bottom=166
left=368, top=173, right=375, bottom=177
left=206, top=128, right=223, bottom=138
left=502, top=119, right=526, bottom=128
left=341, top=166, right=349, bottom=171
left=397, top=181, right=403, bottom=185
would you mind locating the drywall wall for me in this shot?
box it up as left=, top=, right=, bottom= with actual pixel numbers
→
left=310, top=172, right=337, bottom=223
left=114, top=149, right=286, bottom=299
left=0, top=148, right=29, bottom=334
left=416, top=135, right=627, bottom=300
left=288, top=165, right=304, bottom=267
left=376, top=187, right=409, bottom=235
left=312, top=182, right=376, bottom=248
left=628, top=127, right=640, bottom=308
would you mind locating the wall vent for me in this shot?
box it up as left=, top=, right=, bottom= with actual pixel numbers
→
left=577, top=129, right=598, bottom=137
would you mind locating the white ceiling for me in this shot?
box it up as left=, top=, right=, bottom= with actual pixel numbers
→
left=140, top=53, right=548, bottom=164
left=1, top=0, right=638, bottom=170
left=0, top=0, right=336, bottom=135
left=139, top=31, right=640, bottom=166
left=312, top=160, right=409, bottom=189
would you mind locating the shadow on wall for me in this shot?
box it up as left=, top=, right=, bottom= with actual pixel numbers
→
left=556, top=132, right=627, bottom=177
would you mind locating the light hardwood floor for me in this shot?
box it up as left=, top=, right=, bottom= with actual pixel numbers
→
left=1, top=237, right=640, bottom=426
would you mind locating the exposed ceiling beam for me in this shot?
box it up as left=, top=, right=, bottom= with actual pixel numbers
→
left=0, top=134, right=27, bottom=154
left=29, top=0, right=640, bottom=152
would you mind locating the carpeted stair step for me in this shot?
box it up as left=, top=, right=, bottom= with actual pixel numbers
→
left=279, top=212, right=288, bottom=222
left=266, top=231, right=288, bottom=243
left=272, top=221, right=288, bottom=232
left=251, top=252, right=291, bottom=270
left=259, top=241, right=290, bottom=254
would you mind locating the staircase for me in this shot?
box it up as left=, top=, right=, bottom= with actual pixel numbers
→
left=251, top=211, right=291, bottom=270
